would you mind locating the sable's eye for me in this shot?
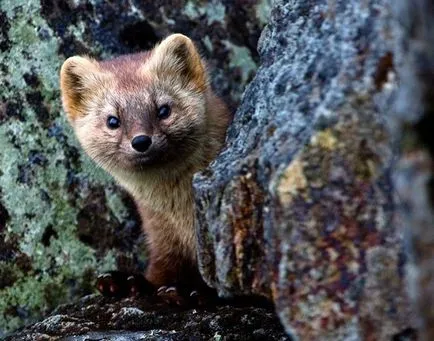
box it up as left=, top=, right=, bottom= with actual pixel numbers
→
left=107, top=116, right=121, bottom=129
left=157, top=104, right=171, bottom=120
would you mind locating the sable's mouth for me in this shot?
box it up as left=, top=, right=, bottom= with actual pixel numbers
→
left=132, top=154, right=160, bottom=168
left=131, top=150, right=169, bottom=169
left=134, top=155, right=154, bottom=166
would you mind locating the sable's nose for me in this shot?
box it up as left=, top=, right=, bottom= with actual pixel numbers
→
left=131, top=135, right=152, bottom=152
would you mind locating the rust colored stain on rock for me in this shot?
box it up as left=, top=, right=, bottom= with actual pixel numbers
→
left=228, top=172, right=267, bottom=296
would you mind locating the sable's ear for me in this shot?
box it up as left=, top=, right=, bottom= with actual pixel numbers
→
left=60, top=56, right=103, bottom=121
left=149, top=34, right=206, bottom=91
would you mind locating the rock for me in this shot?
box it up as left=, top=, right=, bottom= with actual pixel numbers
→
left=392, top=1, right=434, bottom=340
left=1, top=0, right=428, bottom=339
left=194, top=0, right=416, bottom=339
left=0, top=0, right=268, bottom=335
left=4, top=295, right=290, bottom=341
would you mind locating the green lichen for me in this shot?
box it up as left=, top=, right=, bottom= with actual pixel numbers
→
left=0, top=0, right=125, bottom=335
left=0, top=7, right=59, bottom=96
left=9, top=18, right=38, bottom=45
left=255, top=0, right=272, bottom=26
left=184, top=1, right=203, bottom=19
left=203, top=35, right=214, bottom=52
left=205, top=2, right=226, bottom=25
left=0, top=0, right=34, bottom=17
left=105, top=186, right=129, bottom=223
left=184, top=0, right=226, bottom=26
left=224, top=41, right=257, bottom=84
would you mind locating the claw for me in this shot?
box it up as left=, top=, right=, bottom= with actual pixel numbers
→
left=95, top=272, right=153, bottom=298
left=155, top=285, right=203, bottom=307
left=165, top=286, right=177, bottom=293
left=157, top=286, right=168, bottom=295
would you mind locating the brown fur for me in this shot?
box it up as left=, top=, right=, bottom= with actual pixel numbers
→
left=60, top=34, right=231, bottom=289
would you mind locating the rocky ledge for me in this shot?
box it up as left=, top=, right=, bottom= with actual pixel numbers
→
left=5, top=295, right=289, bottom=341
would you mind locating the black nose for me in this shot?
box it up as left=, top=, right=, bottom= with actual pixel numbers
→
left=131, top=135, right=152, bottom=152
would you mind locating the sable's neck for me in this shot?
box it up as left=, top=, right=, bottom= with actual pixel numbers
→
left=120, top=171, right=198, bottom=263
left=116, top=171, right=195, bottom=216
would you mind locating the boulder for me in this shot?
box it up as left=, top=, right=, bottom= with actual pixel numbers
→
left=194, top=0, right=416, bottom=339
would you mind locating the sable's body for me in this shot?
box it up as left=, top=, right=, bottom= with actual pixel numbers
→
left=60, top=34, right=230, bottom=297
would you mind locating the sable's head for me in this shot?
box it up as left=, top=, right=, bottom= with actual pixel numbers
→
left=60, top=34, right=208, bottom=177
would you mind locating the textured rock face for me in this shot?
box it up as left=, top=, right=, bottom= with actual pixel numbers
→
left=194, top=0, right=416, bottom=339
left=393, top=1, right=434, bottom=340
left=4, top=295, right=290, bottom=341
left=0, top=0, right=268, bottom=334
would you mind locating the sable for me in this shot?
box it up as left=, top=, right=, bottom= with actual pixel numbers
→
left=60, top=34, right=231, bottom=301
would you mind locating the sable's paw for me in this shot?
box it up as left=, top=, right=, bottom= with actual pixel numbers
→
left=157, top=286, right=187, bottom=306
left=156, top=286, right=215, bottom=306
left=96, top=271, right=153, bottom=298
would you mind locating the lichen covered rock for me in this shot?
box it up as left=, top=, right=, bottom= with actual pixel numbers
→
left=0, top=0, right=268, bottom=334
left=194, top=0, right=416, bottom=339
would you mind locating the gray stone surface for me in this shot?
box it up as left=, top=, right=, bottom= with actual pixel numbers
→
left=4, top=295, right=289, bottom=341
left=194, top=0, right=416, bottom=340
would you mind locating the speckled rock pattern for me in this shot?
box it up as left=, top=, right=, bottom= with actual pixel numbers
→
left=393, top=1, right=434, bottom=340
left=194, top=0, right=416, bottom=340
left=0, top=0, right=268, bottom=335
left=4, top=295, right=290, bottom=341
